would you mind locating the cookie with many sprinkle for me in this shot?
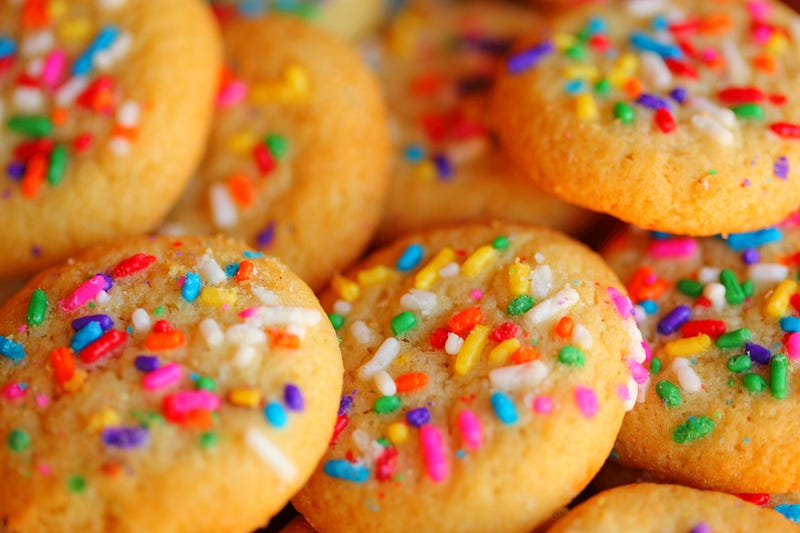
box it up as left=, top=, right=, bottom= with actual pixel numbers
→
left=0, top=235, right=343, bottom=533
left=0, top=0, right=221, bottom=277
left=293, top=221, right=644, bottom=533
left=493, top=0, right=800, bottom=236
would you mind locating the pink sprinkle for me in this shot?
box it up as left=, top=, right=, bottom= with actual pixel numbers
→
left=419, top=424, right=448, bottom=482
left=786, top=332, right=800, bottom=359
left=746, top=0, right=771, bottom=21
left=143, top=362, right=182, bottom=391
left=457, top=409, right=483, bottom=451
left=607, top=286, right=632, bottom=318
left=217, top=80, right=248, bottom=108
left=41, top=49, right=67, bottom=88
left=532, top=395, right=554, bottom=415
left=168, top=390, right=220, bottom=413
left=752, top=24, right=772, bottom=45
left=647, top=237, right=697, bottom=259
left=628, top=359, right=649, bottom=384
left=699, top=48, right=719, bottom=63
left=60, top=275, right=106, bottom=313
left=1, top=383, right=26, bottom=400
left=575, top=386, right=598, bottom=418
left=238, top=307, right=259, bottom=319
left=642, top=340, right=652, bottom=362
left=35, top=394, right=49, bottom=408
left=37, top=463, right=52, bottom=476
left=469, top=289, right=483, bottom=300
left=617, top=384, right=631, bottom=401
left=17, top=324, right=27, bottom=333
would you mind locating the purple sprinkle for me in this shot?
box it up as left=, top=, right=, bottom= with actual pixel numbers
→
left=134, top=355, right=160, bottom=373
left=406, top=407, right=431, bottom=428
left=657, top=305, right=691, bottom=335
left=507, top=41, right=554, bottom=74
left=101, top=426, right=149, bottom=449
left=741, top=248, right=760, bottom=265
left=71, top=314, right=113, bottom=332
left=284, top=384, right=304, bottom=411
left=257, top=221, right=276, bottom=248
left=338, top=394, right=353, bottom=416
left=690, top=522, right=711, bottom=533
left=97, top=273, right=113, bottom=291
left=6, top=161, right=25, bottom=180
left=775, top=156, right=790, bottom=180
left=636, top=93, right=671, bottom=110
left=433, top=153, right=453, bottom=181
left=30, top=245, right=42, bottom=258
left=669, top=86, right=687, bottom=104
left=745, top=342, right=771, bottom=365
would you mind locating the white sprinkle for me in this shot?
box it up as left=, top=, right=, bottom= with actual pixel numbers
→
left=672, top=357, right=702, bottom=392
left=626, top=0, right=667, bottom=17
left=108, top=137, right=131, bottom=156
left=624, top=377, right=638, bottom=411
left=225, top=324, right=267, bottom=346
left=351, top=429, right=383, bottom=464
left=233, top=344, right=257, bottom=367
left=703, top=282, right=726, bottom=311
left=94, top=290, right=110, bottom=305
left=446, top=138, right=487, bottom=166
left=95, top=31, right=131, bottom=70
left=21, top=30, right=54, bottom=56
left=720, top=39, right=750, bottom=84
left=697, top=267, right=721, bottom=284
left=245, top=428, right=297, bottom=482
left=572, top=323, right=593, bottom=350
left=444, top=332, right=464, bottom=355
left=623, top=318, right=646, bottom=364
left=524, top=286, right=579, bottom=326
left=529, top=265, right=552, bottom=299
left=55, top=76, right=88, bottom=107
left=25, top=57, right=43, bottom=77
left=640, top=51, right=672, bottom=89
left=209, top=183, right=238, bottom=229
left=285, top=323, right=306, bottom=340
left=199, top=318, right=224, bottom=347
left=131, top=308, right=151, bottom=332
left=156, top=222, right=186, bottom=236
left=688, top=96, right=736, bottom=128
left=533, top=253, right=545, bottom=264
left=399, top=288, right=437, bottom=316
left=439, top=262, right=460, bottom=277
left=13, top=87, right=44, bottom=113
left=258, top=306, right=320, bottom=326
left=489, top=360, right=549, bottom=391
left=116, top=100, right=140, bottom=127
left=691, top=114, right=734, bottom=146
left=333, top=299, right=352, bottom=316
left=251, top=286, right=280, bottom=306
left=350, top=320, right=375, bottom=345
left=374, top=371, right=397, bottom=396
left=357, top=337, right=400, bottom=380
left=97, top=0, right=127, bottom=9
left=197, top=254, right=227, bottom=286
left=636, top=375, right=650, bottom=403
left=748, top=263, right=789, bottom=284
left=633, top=305, right=647, bottom=323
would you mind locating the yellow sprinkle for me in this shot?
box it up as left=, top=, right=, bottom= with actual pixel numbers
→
left=563, top=64, right=600, bottom=81
left=765, top=33, right=788, bottom=56
left=198, top=287, right=238, bottom=307
left=455, top=325, right=489, bottom=375
left=331, top=275, right=360, bottom=302
left=228, top=389, right=262, bottom=408
left=461, top=246, right=496, bottom=277
left=226, top=131, right=257, bottom=155
left=553, top=32, right=576, bottom=51
left=508, top=258, right=531, bottom=296
left=63, top=369, right=87, bottom=393
left=413, top=160, right=437, bottom=181
left=357, top=265, right=393, bottom=286
left=664, top=334, right=711, bottom=358
left=249, top=66, right=309, bottom=104
left=575, top=93, right=598, bottom=121
left=766, top=279, right=798, bottom=318
left=387, top=422, right=409, bottom=444
left=58, top=17, right=93, bottom=42
left=48, top=0, right=69, bottom=18
left=608, top=53, right=638, bottom=86
left=388, top=12, right=422, bottom=58
left=415, top=247, right=455, bottom=290
left=285, top=65, right=310, bottom=97
left=87, top=408, right=119, bottom=433
left=489, top=338, right=521, bottom=364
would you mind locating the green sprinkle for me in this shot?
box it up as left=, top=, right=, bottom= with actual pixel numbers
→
left=67, top=475, right=87, bottom=493
left=47, top=144, right=68, bottom=186
left=727, top=354, right=752, bottom=373
left=741, top=280, right=754, bottom=298
left=376, top=437, right=390, bottom=447
left=594, top=78, right=611, bottom=95
left=132, top=410, right=164, bottom=428
left=265, top=134, right=288, bottom=158
left=673, top=416, right=715, bottom=444
left=558, top=346, right=585, bottom=367
left=613, top=101, right=635, bottom=124
left=655, top=380, right=681, bottom=408
left=6, top=115, right=53, bottom=137
left=715, top=328, right=751, bottom=349
left=491, top=235, right=509, bottom=250
left=507, top=295, right=534, bottom=316
left=374, top=395, right=401, bottom=414
left=154, top=306, right=165, bottom=316
left=390, top=311, right=416, bottom=335
left=328, top=313, right=345, bottom=330
left=770, top=353, right=788, bottom=400
left=195, top=376, right=216, bottom=391
left=199, top=432, right=218, bottom=448
left=565, top=43, right=586, bottom=61
left=719, top=269, right=745, bottom=305
left=676, top=279, right=703, bottom=298
left=732, top=103, right=765, bottom=120
left=707, top=169, right=718, bottom=175
left=743, top=373, right=767, bottom=393
left=650, top=357, right=662, bottom=374
left=7, top=429, right=30, bottom=452
left=26, top=288, right=48, bottom=327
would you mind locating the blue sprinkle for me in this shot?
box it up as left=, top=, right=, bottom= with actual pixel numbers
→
left=433, top=153, right=453, bottom=181
left=775, top=156, right=790, bottom=180
left=224, top=263, right=239, bottom=277
left=651, top=231, right=672, bottom=239
left=237, top=0, right=268, bottom=17
left=725, top=228, right=782, bottom=251
left=243, top=251, right=264, bottom=259
left=396, top=244, right=424, bottom=271
left=71, top=314, right=113, bottom=332
left=507, top=41, right=555, bottom=74
left=181, top=272, right=201, bottom=303
left=564, top=79, right=585, bottom=95
left=669, top=86, right=688, bottom=104
left=134, top=355, right=160, bottom=373
left=455, top=449, right=466, bottom=459
left=7, top=161, right=25, bottom=180
left=406, top=407, right=431, bottom=428
left=101, top=426, right=149, bottom=449
left=72, top=25, right=120, bottom=76
left=324, top=459, right=370, bottom=483
left=640, top=299, right=658, bottom=315
left=491, top=392, right=518, bottom=425
left=264, top=402, right=288, bottom=428
left=70, top=321, right=103, bottom=352
left=775, top=504, right=800, bottom=523
left=636, top=93, right=671, bottom=110
left=780, top=316, right=800, bottom=333
left=652, top=15, right=669, bottom=31
left=0, top=37, right=16, bottom=59
left=586, top=17, right=607, bottom=34
left=404, top=145, right=425, bottom=163
left=629, top=32, right=683, bottom=59
left=657, top=305, right=691, bottom=335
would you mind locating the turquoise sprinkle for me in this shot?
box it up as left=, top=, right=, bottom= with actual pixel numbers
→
left=565, top=79, right=585, bottom=95
left=396, top=244, right=424, bottom=271
left=72, top=25, right=120, bottom=76
left=0, top=336, right=25, bottom=363
left=224, top=263, right=239, bottom=277
left=69, top=321, right=103, bottom=352
left=324, top=460, right=370, bottom=482
left=181, top=272, right=201, bottom=303
left=725, top=228, right=782, bottom=251
left=243, top=251, right=264, bottom=259
left=629, top=32, right=683, bottom=58
left=780, top=316, right=800, bottom=333
left=640, top=299, right=658, bottom=315
left=404, top=145, right=425, bottom=163
left=491, top=392, right=518, bottom=425
left=775, top=504, right=800, bottom=523
left=264, top=402, right=288, bottom=428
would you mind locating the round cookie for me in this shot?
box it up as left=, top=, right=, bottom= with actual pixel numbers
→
left=0, top=0, right=220, bottom=277
left=545, top=483, right=798, bottom=533
left=162, top=15, right=390, bottom=291
left=492, top=0, right=800, bottom=236
left=293, top=221, right=644, bottom=533
left=0, top=235, right=343, bottom=533
left=374, top=0, right=595, bottom=243
left=605, top=224, right=800, bottom=493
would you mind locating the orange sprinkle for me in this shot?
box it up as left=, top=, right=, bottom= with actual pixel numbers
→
left=555, top=316, right=574, bottom=339
left=395, top=372, right=429, bottom=393
left=627, top=266, right=655, bottom=299
left=700, top=13, right=733, bottom=35
left=227, top=173, right=256, bottom=207
left=111, top=124, right=139, bottom=141
left=174, top=409, right=213, bottom=430
left=21, top=0, right=49, bottom=30
left=50, top=107, right=69, bottom=127
left=509, top=346, right=540, bottom=365
left=235, top=260, right=255, bottom=281
left=268, top=328, right=300, bottom=350
left=101, top=461, right=123, bottom=477
left=447, top=306, right=483, bottom=337
left=753, top=54, right=777, bottom=74
left=623, top=77, right=643, bottom=98
left=637, top=279, right=670, bottom=301
left=145, top=330, right=185, bottom=351
left=21, top=153, right=47, bottom=199
left=50, top=347, right=75, bottom=386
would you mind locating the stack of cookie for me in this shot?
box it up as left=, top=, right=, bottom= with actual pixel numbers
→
left=2, top=0, right=800, bottom=531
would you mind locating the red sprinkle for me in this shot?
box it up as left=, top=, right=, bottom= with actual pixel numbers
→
left=73, top=132, right=94, bottom=152
left=734, top=493, right=770, bottom=506
left=489, top=322, right=520, bottom=343
left=252, top=143, right=276, bottom=174
left=152, top=320, right=171, bottom=333
left=790, top=293, right=800, bottom=313
left=375, top=447, right=399, bottom=482
left=654, top=108, right=676, bottom=133
left=429, top=327, right=449, bottom=350
left=770, top=122, right=800, bottom=139
left=80, top=329, right=127, bottom=364
left=665, top=58, right=698, bottom=79
left=681, top=319, right=726, bottom=338
left=112, top=253, right=156, bottom=279
left=14, top=139, right=53, bottom=160
left=718, top=87, right=765, bottom=105
left=330, top=414, right=349, bottom=445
